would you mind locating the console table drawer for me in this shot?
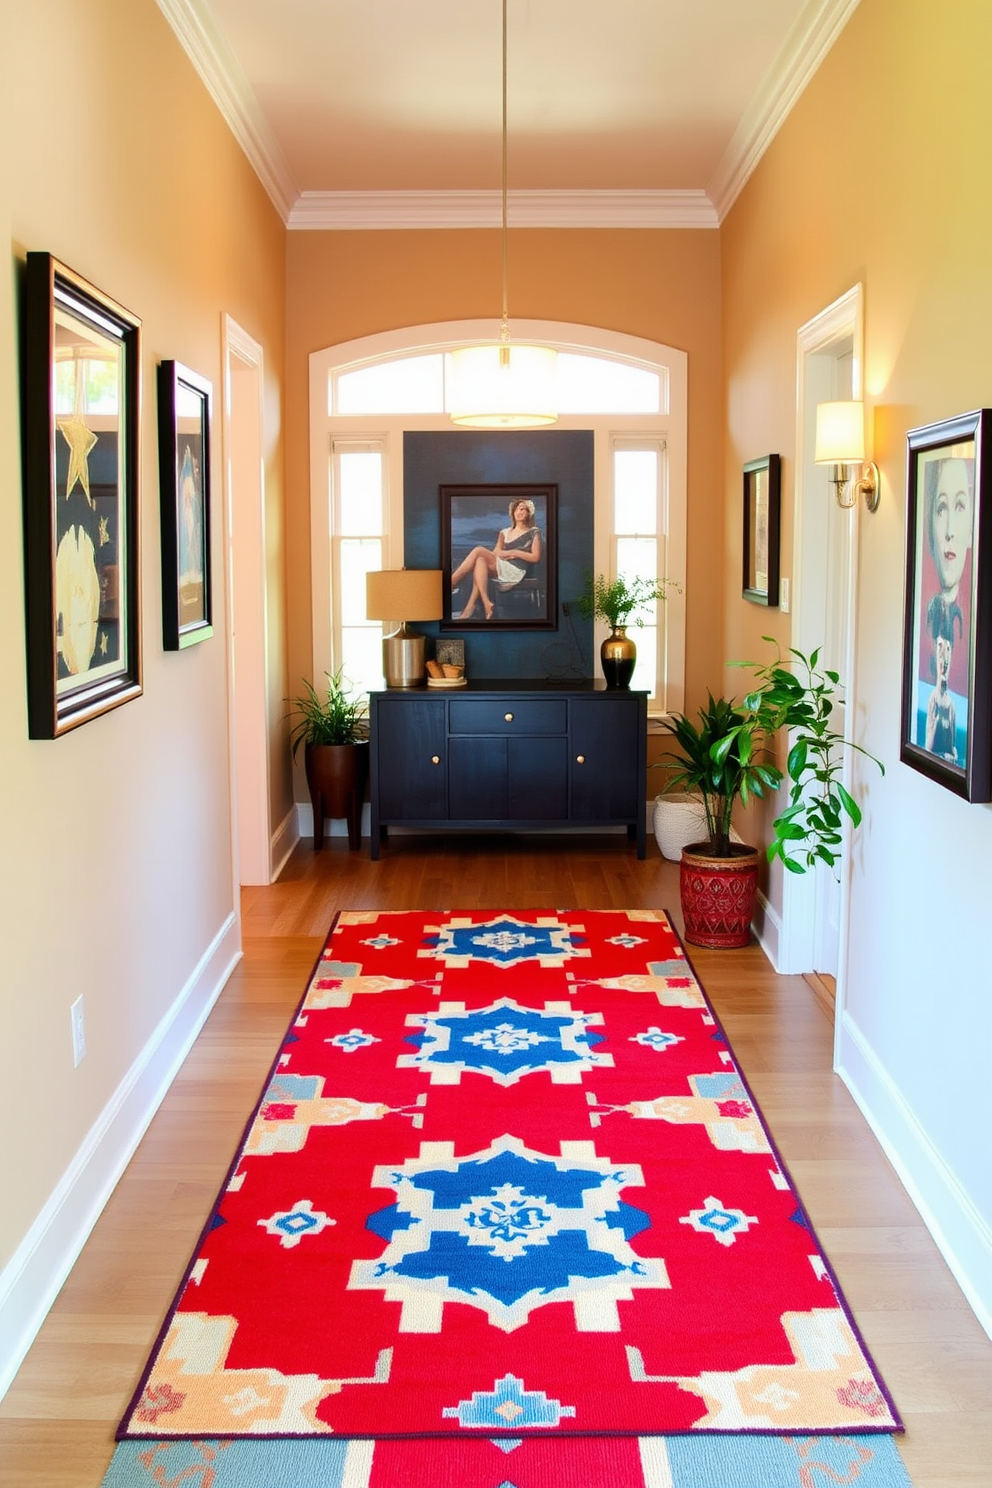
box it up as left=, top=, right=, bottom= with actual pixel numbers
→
left=448, top=698, right=567, bottom=735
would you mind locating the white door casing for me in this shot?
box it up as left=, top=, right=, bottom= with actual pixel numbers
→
left=222, top=316, right=271, bottom=887
left=778, top=286, right=864, bottom=991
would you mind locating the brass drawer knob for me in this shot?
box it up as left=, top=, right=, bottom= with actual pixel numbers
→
left=504, top=712, right=514, bottom=722
left=576, top=754, right=585, bottom=764
left=431, top=755, right=440, bottom=765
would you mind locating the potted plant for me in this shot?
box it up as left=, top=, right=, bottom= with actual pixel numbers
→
left=576, top=572, right=677, bottom=687
left=288, top=670, right=369, bottom=851
left=658, top=643, right=883, bottom=948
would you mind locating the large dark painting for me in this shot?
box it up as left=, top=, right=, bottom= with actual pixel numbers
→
left=441, top=483, right=557, bottom=630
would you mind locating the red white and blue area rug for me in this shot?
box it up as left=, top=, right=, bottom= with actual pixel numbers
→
left=118, top=910, right=902, bottom=1457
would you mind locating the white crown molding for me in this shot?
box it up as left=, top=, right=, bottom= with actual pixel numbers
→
left=158, top=0, right=854, bottom=233
left=288, top=189, right=718, bottom=231
left=154, top=0, right=298, bottom=222
left=708, top=0, right=862, bottom=220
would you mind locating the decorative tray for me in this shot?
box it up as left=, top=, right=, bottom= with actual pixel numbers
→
left=427, top=676, right=468, bottom=688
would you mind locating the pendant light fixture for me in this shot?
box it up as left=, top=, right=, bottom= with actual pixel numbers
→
left=449, top=0, right=558, bottom=428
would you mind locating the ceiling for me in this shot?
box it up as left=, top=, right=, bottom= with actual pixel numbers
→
left=156, top=0, right=858, bottom=227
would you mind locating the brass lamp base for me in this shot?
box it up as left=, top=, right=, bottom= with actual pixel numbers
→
left=382, top=624, right=427, bottom=688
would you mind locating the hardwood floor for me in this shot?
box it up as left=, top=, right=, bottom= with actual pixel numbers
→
left=1, top=834, right=989, bottom=1486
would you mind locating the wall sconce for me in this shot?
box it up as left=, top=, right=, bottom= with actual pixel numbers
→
left=366, top=569, right=443, bottom=688
left=814, top=400, right=880, bottom=512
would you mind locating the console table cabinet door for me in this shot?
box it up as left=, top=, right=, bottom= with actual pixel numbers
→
left=507, top=735, right=568, bottom=819
left=448, top=735, right=568, bottom=820
left=374, top=699, right=446, bottom=819
left=569, top=697, right=639, bottom=819
left=449, top=737, right=507, bottom=819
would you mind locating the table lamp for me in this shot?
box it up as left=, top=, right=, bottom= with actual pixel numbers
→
left=366, top=569, right=443, bottom=688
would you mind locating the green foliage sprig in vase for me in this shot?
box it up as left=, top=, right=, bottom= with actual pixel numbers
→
left=576, top=572, right=675, bottom=629
left=576, top=571, right=679, bottom=688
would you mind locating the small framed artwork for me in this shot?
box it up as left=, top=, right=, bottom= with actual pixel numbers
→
left=435, top=638, right=465, bottom=668
left=901, top=409, right=991, bottom=801
left=22, top=254, right=142, bottom=737
left=440, top=483, right=557, bottom=630
left=742, top=454, right=781, bottom=606
left=158, top=361, right=213, bottom=649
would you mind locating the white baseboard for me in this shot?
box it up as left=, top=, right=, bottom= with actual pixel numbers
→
left=0, top=911, right=243, bottom=1402
left=270, top=804, right=300, bottom=880
left=751, top=888, right=782, bottom=969
left=296, top=800, right=371, bottom=842
left=836, top=1010, right=992, bottom=1340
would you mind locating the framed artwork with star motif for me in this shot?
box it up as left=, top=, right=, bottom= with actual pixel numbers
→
left=22, top=254, right=142, bottom=736
left=157, top=360, right=213, bottom=649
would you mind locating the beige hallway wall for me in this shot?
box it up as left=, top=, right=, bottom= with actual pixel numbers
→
left=721, top=0, right=992, bottom=1327
left=0, top=0, right=288, bottom=1348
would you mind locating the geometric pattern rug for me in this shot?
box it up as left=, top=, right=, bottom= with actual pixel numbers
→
left=117, top=910, right=901, bottom=1443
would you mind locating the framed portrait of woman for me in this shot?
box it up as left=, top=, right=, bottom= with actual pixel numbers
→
left=900, top=409, right=992, bottom=801
left=440, top=483, right=557, bottom=630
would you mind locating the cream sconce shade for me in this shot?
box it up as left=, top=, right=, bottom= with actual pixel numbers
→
left=366, top=569, right=443, bottom=688
left=814, top=400, right=880, bottom=512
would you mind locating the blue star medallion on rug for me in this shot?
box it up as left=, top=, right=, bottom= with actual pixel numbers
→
left=350, top=1133, right=669, bottom=1332
left=420, top=914, right=590, bottom=969
left=399, top=998, right=613, bottom=1085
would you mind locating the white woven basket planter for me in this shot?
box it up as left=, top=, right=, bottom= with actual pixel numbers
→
left=653, top=793, right=742, bottom=861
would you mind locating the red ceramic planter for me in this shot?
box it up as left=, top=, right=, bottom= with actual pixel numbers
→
left=679, top=842, right=760, bottom=948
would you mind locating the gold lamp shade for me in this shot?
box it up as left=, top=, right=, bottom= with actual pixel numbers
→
left=366, top=569, right=443, bottom=687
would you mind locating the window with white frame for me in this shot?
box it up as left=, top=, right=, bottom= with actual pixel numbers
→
left=332, top=351, right=661, bottom=419
left=611, top=440, right=667, bottom=699
left=311, top=323, right=686, bottom=718
left=330, top=440, right=387, bottom=700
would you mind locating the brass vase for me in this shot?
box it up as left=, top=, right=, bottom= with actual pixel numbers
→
left=601, top=625, right=636, bottom=688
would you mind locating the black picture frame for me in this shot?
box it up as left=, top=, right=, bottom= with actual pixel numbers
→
left=158, top=361, right=213, bottom=649
left=901, top=409, right=991, bottom=801
left=22, top=254, right=142, bottom=737
left=742, top=454, right=781, bottom=606
left=440, top=483, right=558, bottom=630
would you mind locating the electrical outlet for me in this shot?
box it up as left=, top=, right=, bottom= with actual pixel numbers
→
left=780, top=577, right=790, bottom=613
left=71, top=994, right=86, bottom=1067
left=562, top=601, right=570, bottom=616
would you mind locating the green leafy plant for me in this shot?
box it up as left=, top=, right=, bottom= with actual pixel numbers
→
left=575, top=571, right=677, bottom=629
left=287, top=670, right=368, bottom=757
left=661, top=692, right=779, bottom=858
left=659, top=642, right=884, bottom=871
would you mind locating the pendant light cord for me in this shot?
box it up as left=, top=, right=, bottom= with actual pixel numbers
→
left=500, top=0, right=509, bottom=347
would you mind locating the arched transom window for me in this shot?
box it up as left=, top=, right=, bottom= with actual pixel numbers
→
left=308, top=320, right=686, bottom=712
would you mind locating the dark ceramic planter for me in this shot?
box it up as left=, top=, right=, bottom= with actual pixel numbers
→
left=304, top=741, right=369, bottom=851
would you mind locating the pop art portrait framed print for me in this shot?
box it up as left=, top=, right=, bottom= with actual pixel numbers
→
left=901, top=409, right=991, bottom=801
